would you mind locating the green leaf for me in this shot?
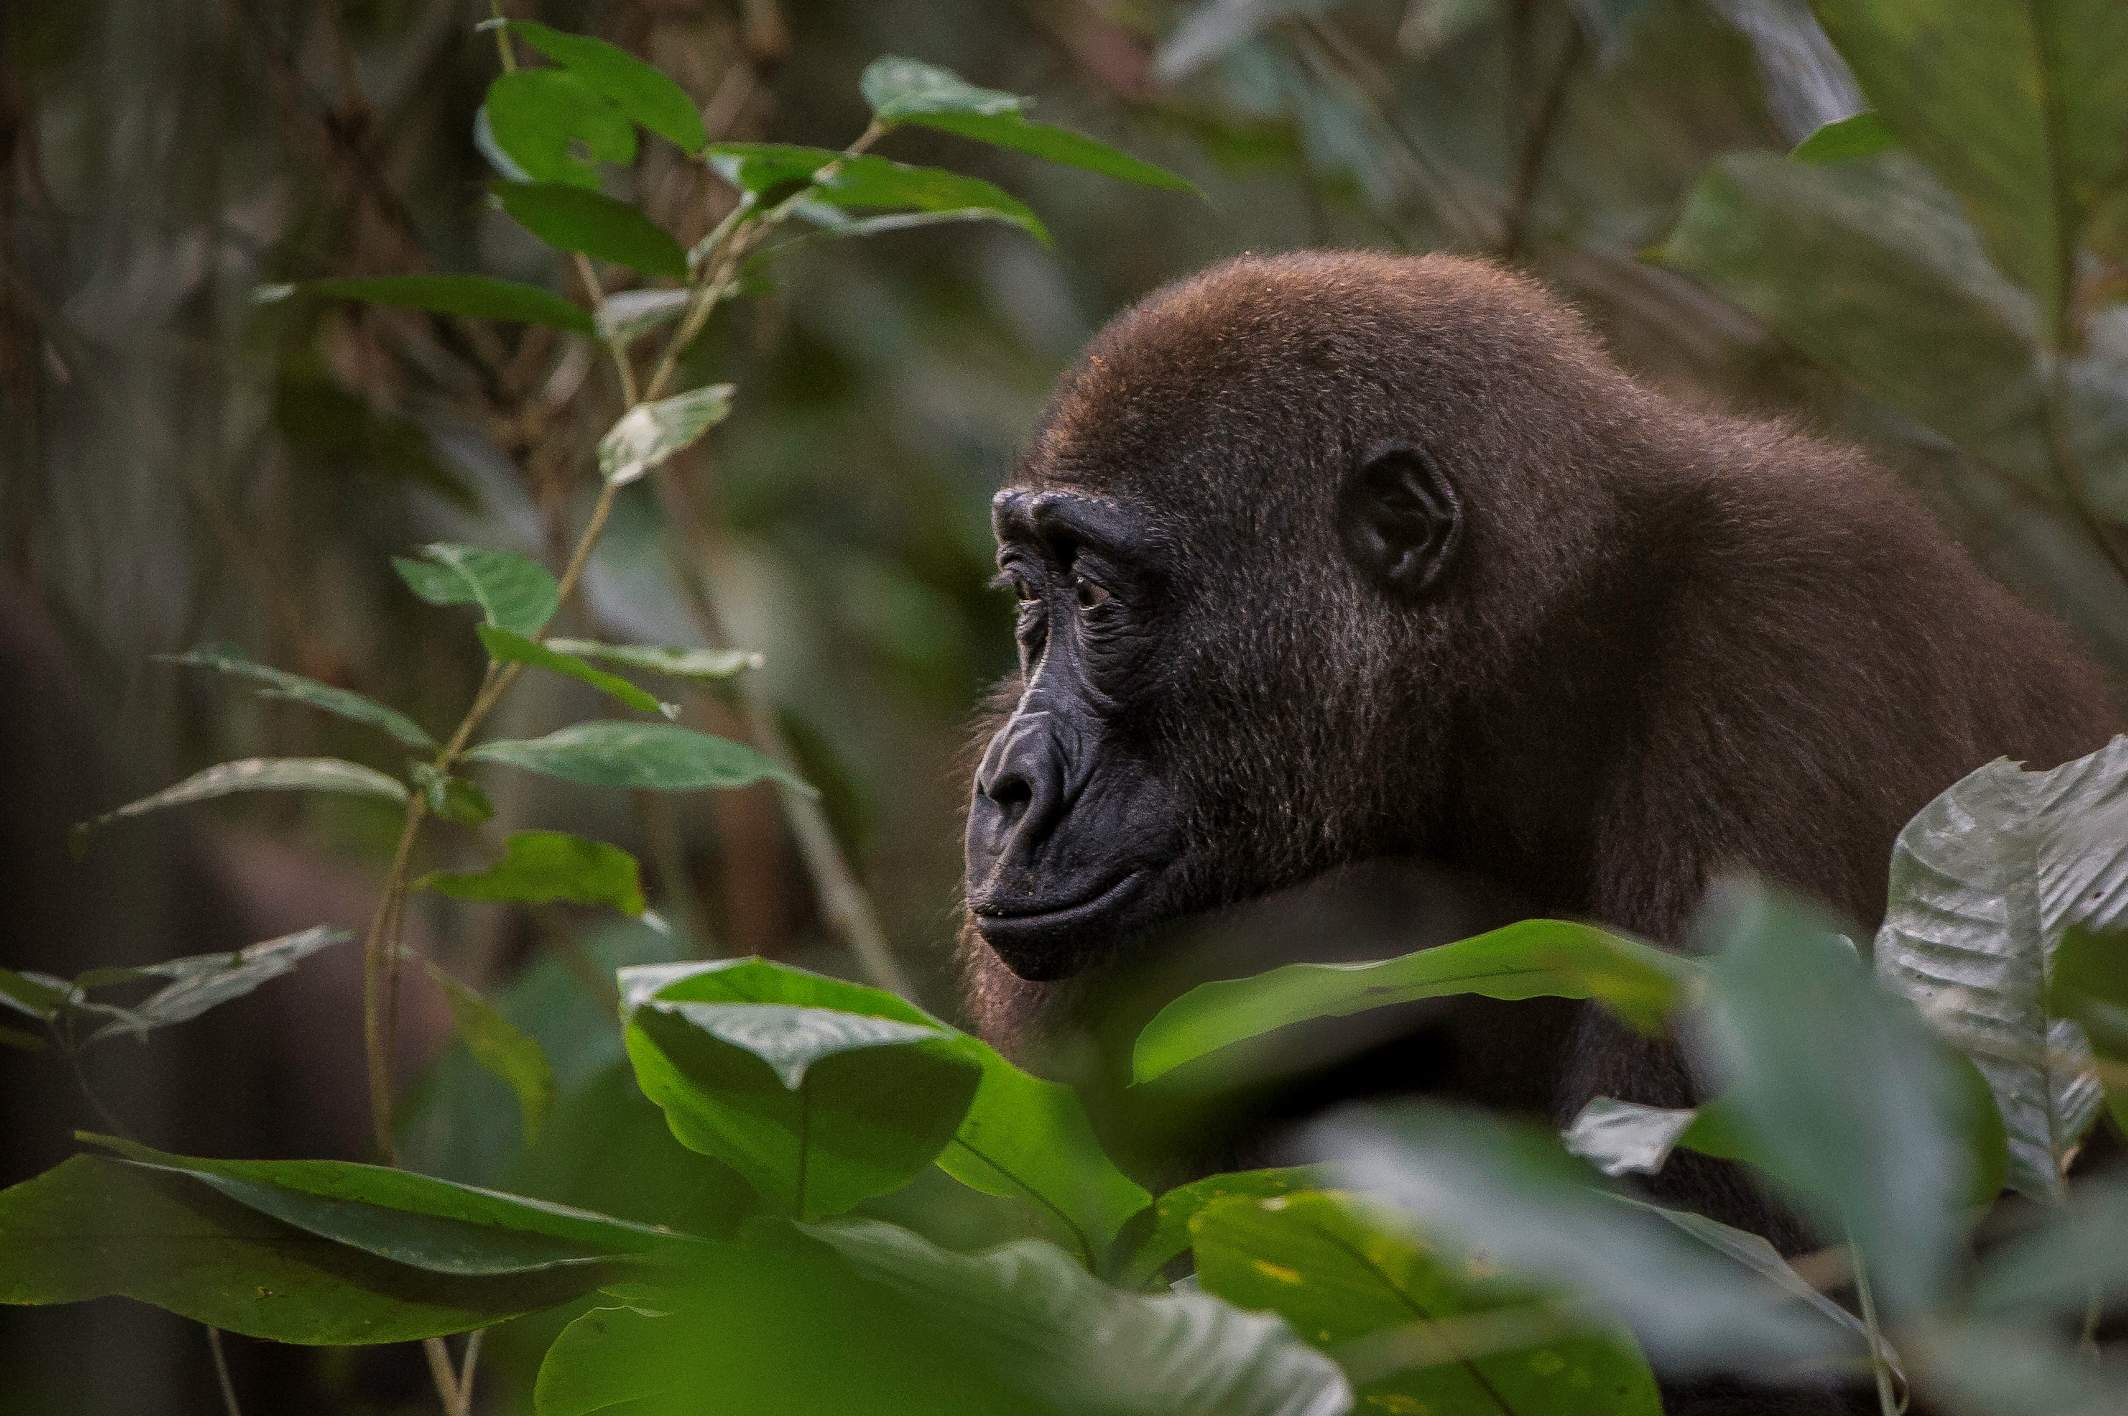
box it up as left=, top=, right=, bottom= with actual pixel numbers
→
left=482, top=69, right=636, bottom=188
left=0, top=1155, right=619, bottom=1342
left=625, top=999, right=980, bottom=1217
left=859, top=56, right=1193, bottom=192
left=1811, top=0, right=2128, bottom=331
left=0, top=1024, right=42, bottom=1052
left=161, top=644, right=435, bottom=750
left=497, top=21, right=707, bottom=153
left=1905, top=1324, right=2128, bottom=1416
left=1134, top=919, right=1695, bottom=1084
left=1696, top=881, right=1992, bottom=1316
left=625, top=957, right=1150, bottom=1259
left=1319, top=1104, right=1868, bottom=1373
left=595, top=288, right=692, bottom=342
left=598, top=384, right=736, bottom=487
left=1973, top=1174, right=2128, bottom=1320
left=392, top=542, right=560, bottom=638
left=467, top=721, right=811, bottom=794
left=545, top=639, right=762, bottom=681
left=74, top=758, right=409, bottom=846
left=416, top=830, right=646, bottom=916
left=1108, top=1167, right=1324, bottom=1288
left=1790, top=110, right=1894, bottom=163
left=1560, top=1096, right=1753, bottom=1178
left=1875, top=737, right=2128, bottom=1200
left=2049, top=925, right=2128, bottom=1132
left=1193, top=1189, right=1662, bottom=1415
left=82, top=926, right=352, bottom=1041
left=493, top=182, right=690, bottom=281
left=0, top=967, right=76, bottom=1024
left=476, top=626, right=673, bottom=717
left=705, top=144, right=1049, bottom=242
left=255, top=274, right=594, bottom=334
left=420, top=961, right=557, bottom=1146
left=409, top=762, right=494, bottom=827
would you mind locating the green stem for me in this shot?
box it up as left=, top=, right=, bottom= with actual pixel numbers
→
left=1851, top=1251, right=1901, bottom=1416
left=206, top=1327, right=243, bottom=1416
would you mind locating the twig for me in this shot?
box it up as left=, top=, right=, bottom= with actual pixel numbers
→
left=421, top=1335, right=463, bottom=1416
left=1499, top=17, right=1584, bottom=263
left=206, top=1327, right=244, bottom=1416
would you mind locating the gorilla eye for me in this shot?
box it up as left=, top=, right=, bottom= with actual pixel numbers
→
left=1073, top=575, right=1112, bottom=611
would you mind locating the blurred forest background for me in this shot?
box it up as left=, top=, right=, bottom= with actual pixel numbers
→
left=5, top=0, right=2128, bottom=1409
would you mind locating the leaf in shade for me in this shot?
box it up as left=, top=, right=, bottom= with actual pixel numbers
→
left=476, top=626, right=674, bottom=717
left=0, top=968, right=144, bottom=1034
left=84, top=926, right=352, bottom=1041
left=625, top=999, right=981, bottom=1218
left=545, top=640, right=762, bottom=681
left=392, top=543, right=560, bottom=638
left=495, top=21, right=707, bottom=153
left=1874, top=737, right=2128, bottom=1201
left=594, top=288, right=692, bottom=342
left=468, top=721, right=810, bottom=794
left=420, top=961, right=557, bottom=1146
left=1561, top=1097, right=1754, bottom=1178
left=1790, top=110, right=1894, bottom=163
left=255, top=275, right=594, bottom=334
left=73, top=758, right=409, bottom=847
left=0, top=1025, right=42, bottom=1052
left=160, top=644, right=436, bottom=750
left=1108, top=1168, right=1324, bottom=1288
left=704, top=144, right=1049, bottom=242
left=1905, top=1324, right=2128, bottom=1416
left=408, top=762, right=494, bottom=827
left=492, top=182, right=690, bottom=281
left=416, top=830, right=646, bottom=917
left=597, top=384, right=736, bottom=487
left=2050, top=926, right=2128, bottom=1132
left=1192, top=1189, right=1662, bottom=1415
left=1134, top=919, right=1696, bottom=1084
left=1972, top=1173, right=2128, bottom=1320
left=482, top=69, right=636, bottom=188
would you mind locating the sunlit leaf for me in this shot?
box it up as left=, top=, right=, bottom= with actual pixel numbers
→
left=496, top=20, right=707, bottom=153
left=1561, top=1097, right=1752, bottom=1178
left=160, top=644, right=436, bottom=750
left=477, top=626, right=673, bottom=717
left=74, top=758, right=409, bottom=846
left=467, top=721, right=810, bottom=793
left=493, top=182, right=690, bottom=280
left=1108, top=1166, right=1324, bottom=1288
left=255, top=274, right=594, bottom=334
left=545, top=639, right=762, bottom=681
left=598, top=384, right=736, bottom=487
left=392, top=543, right=560, bottom=638
left=416, top=830, right=646, bottom=917
left=1790, top=111, right=1893, bottom=163
left=419, top=960, right=557, bottom=1146
left=482, top=69, right=636, bottom=189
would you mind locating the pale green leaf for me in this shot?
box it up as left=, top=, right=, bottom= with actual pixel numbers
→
left=161, top=644, right=435, bottom=750
left=598, top=384, right=735, bottom=487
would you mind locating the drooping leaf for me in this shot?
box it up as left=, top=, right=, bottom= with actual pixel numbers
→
left=476, top=626, right=673, bottom=717
left=705, top=144, right=1049, bottom=242
left=496, top=21, right=707, bottom=153
left=417, top=830, right=646, bottom=917
left=467, top=721, right=810, bottom=794
left=160, top=644, right=436, bottom=750
left=74, top=758, right=409, bottom=846
left=597, top=384, right=736, bottom=487
left=595, top=288, right=692, bottom=342
left=493, top=182, right=690, bottom=280
left=482, top=68, right=636, bottom=188
left=624, top=999, right=981, bottom=1217
left=1192, top=1189, right=1662, bottom=1415
left=419, top=961, right=557, bottom=1146
left=1134, top=919, right=1696, bottom=1084
left=1874, top=738, right=2128, bottom=1200
left=408, top=762, right=495, bottom=827
left=392, top=543, right=561, bottom=638
left=1790, top=110, right=1894, bottom=163
left=1108, top=1168, right=1323, bottom=1288
left=255, top=274, right=594, bottom=334
left=544, top=639, right=761, bottom=681
left=83, top=926, right=352, bottom=1041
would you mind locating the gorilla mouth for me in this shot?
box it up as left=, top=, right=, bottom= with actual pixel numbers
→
left=971, top=870, right=1150, bottom=978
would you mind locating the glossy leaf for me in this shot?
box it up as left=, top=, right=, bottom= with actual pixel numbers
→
left=255, top=274, right=594, bottom=334
left=493, top=182, right=689, bottom=280
left=598, top=384, right=736, bottom=487
left=161, top=644, right=435, bottom=749
left=705, top=144, right=1048, bottom=242
left=545, top=639, right=762, bottom=681
left=1875, top=737, right=2128, bottom=1200
left=417, top=830, right=647, bottom=917
left=498, top=20, right=707, bottom=153
left=74, top=758, right=409, bottom=846
left=467, top=721, right=810, bottom=794
left=483, top=69, right=636, bottom=188
left=476, top=626, right=673, bottom=717
left=392, top=543, right=560, bottom=638
left=1193, top=1189, right=1661, bottom=1415
left=624, top=999, right=980, bottom=1217
left=420, top=961, right=557, bottom=1146
left=1108, top=1166, right=1325, bottom=1288
left=1135, top=919, right=1695, bottom=1083
left=1790, top=110, right=1893, bottom=163
left=84, top=926, right=352, bottom=1041
left=1561, top=1096, right=1752, bottom=1178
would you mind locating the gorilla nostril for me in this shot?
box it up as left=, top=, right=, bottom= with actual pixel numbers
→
left=987, top=770, right=1035, bottom=820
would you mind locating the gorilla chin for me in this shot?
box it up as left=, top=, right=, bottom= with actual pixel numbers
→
left=967, top=866, right=1163, bottom=982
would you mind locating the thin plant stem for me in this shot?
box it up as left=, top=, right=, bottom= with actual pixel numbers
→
left=1851, top=1252, right=1902, bottom=1416
left=206, top=1327, right=244, bottom=1416
left=422, top=1335, right=464, bottom=1416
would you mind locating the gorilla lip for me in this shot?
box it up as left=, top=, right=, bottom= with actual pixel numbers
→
left=972, top=869, right=1146, bottom=931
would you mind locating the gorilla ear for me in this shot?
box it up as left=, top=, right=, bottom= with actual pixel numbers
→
left=1335, top=443, right=1462, bottom=598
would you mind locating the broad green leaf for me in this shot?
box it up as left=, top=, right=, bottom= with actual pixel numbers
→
left=1905, top=1324, right=2128, bottom=1416
left=467, top=721, right=811, bottom=794
left=418, top=830, right=646, bottom=916
left=1875, top=737, right=2128, bottom=1200
left=1790, top=110, right=1894, bottom=163
left=162, top=645, right=435, bottom=749
left=625, top=958, right=1150, bottom=1259
left=1318, top=1104, right=1868, bottom=1372
left=493, top=182, right=689, bottom=281
left=1811, top=0, right=2128, bottom=332
left=392, top=543, right=560, bottom=638
left=1135, top=919, right=1695, bottom=1084
left=595, top=288, right=692, bottom=342
left=74, top=758, right=408, bottom=845
left=497, top=21, right=707, bottom=153
left=1973, top=1174, right=2128, bottom=1319
left=477, top=625, right=673, bottom=717
left=598, top=384, right=736, bottom=487
left=705, top=144, right=1049, bottom=242
left=1696, top=881, right=1989, bottom=1316
left=859, top=56, right=1193, bottom=192
left=2049, top=926, right=2128, bottom=1132
left=545, top=639, right=761, bottom=681
left=420, top=961, right=557, bottom=1146
left=0, top=1155, right=608, bottom=1342
left=624, top=999, right=980, bottom=1217
left=1193, top=1189, right=1662, bottom=1415
left=83, top=926, right=352, bottom=1041
left=1109, top=1167, right=1325, bottom=1288
left=409, top=762, right=494, bottom=827
left=483, top=69, right=636, bottom=188
left=255, top=274, right=594, bottom=334
left=1561, top=1096, right=1753, bottom=1178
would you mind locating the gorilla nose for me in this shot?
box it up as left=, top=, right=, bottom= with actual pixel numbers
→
left=971, top=714, right=1064, bottom=860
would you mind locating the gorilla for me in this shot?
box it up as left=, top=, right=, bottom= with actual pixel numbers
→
left=956, top=251, right=2120, bottom=1410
